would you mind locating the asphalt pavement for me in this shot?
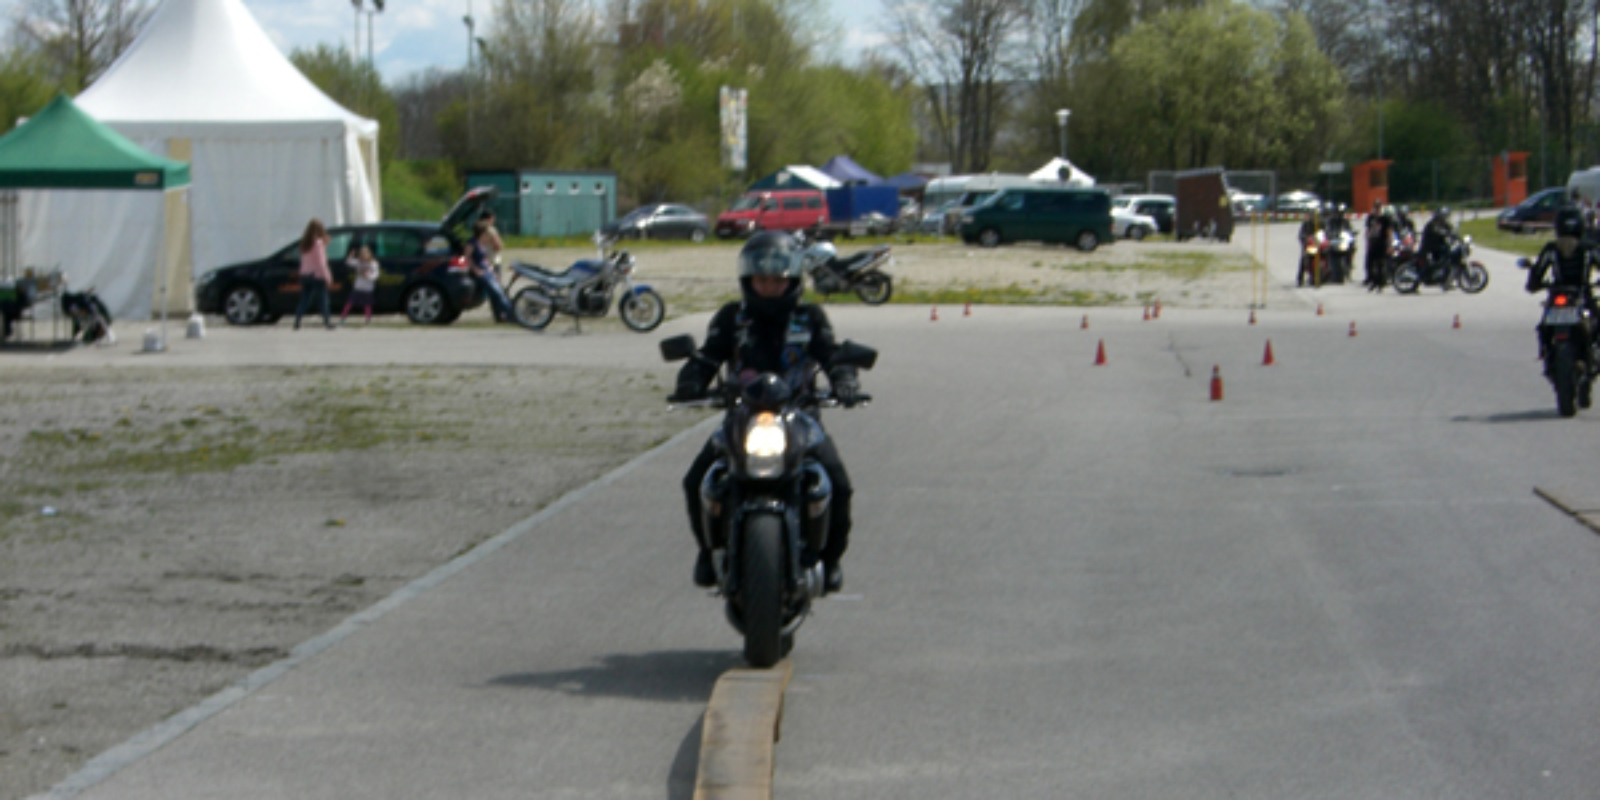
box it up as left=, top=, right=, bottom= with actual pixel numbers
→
left=32, top=226, right=1600, bottom=799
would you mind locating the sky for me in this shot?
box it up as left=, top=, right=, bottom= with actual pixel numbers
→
left=233, top=0, right=889, bottom=84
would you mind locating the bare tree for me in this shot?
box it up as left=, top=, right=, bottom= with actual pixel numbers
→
left=10, top=0, right=150, bottom=91
left=887, top=0, right=1029, bottom=172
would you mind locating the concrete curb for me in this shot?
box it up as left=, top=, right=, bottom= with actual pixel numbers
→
left=695, top=660, right=793, bottom=800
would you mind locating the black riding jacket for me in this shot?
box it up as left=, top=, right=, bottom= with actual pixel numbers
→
left=1527, top=241, right=1598, bottom=292
left=677, top=300, right=855, bottom=397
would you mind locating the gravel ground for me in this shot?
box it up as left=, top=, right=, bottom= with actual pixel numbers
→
left=0, top=234, right=1287, bottom=800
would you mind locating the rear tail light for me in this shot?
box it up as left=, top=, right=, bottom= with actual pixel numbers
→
left=1555, top=293, right=1571, bottom=307
left=446, top=255, right=468, bottom=273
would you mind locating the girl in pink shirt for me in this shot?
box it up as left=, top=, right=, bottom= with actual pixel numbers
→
left=294, top=218, right=335, bottom=330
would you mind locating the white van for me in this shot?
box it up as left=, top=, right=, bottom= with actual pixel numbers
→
left=1567, top=167, right=1600, bottom=206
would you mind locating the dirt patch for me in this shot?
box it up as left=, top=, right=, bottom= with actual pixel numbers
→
left=0, top=364, right=697, bottom=800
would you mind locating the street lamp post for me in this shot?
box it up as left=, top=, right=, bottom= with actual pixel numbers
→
left=1055, top=109, right=1070, bottom=161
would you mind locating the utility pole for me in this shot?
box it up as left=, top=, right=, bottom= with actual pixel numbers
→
left=464, top=1, right=475, bottom=159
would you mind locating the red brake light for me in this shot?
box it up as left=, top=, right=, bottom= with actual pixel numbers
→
left=1555, top=294, right=1570, bottom=307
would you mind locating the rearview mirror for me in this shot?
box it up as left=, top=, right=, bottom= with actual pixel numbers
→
left=660, top=334, right=697, bottom=362
left=831, top=340, right=878, bottom=371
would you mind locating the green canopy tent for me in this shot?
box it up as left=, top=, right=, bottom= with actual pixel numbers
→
left=0, top=94, right=191, bottom=343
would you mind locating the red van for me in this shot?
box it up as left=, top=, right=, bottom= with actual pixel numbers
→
left=715, top=190, right=830, bottom=238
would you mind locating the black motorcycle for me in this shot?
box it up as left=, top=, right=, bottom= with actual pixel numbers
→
left=1393, top=235, right=1489, bottom=294
left=60, top=287, right=113, bottom=344
left=799, top=239, right=894, bottom=305
left=660, top=334, right=876, bottom=667
left=1520, top=258, right=1599, bottom=416
left=505, top=236, right=665, bottom=332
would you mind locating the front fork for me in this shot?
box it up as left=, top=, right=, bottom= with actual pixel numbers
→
left=699, top=460, right=832, bottom=600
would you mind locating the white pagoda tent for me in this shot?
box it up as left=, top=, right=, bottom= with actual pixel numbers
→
left=20, top=0, right=380, bottom=318
left=1029, top=157, right=1096, bottom=187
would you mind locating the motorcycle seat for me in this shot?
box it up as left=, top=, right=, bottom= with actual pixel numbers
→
left=511, top=260, right=602, bottom=287
left=831, top=247, right=888, bottom=275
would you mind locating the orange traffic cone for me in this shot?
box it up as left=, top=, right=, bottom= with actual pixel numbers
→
left=1452, top=313, right=1461, bottom=329
left=1094, top=339, right=1107, bottom=366
left=1081, top=314, right=1089, bottom=330
left=1143, top=305, right=1151, bottom=321
left=1316, top=302, right=1325, bottom=316
left=963, top=302, right=972, bottom=317
left=1210, top=365, right=1224, bottom=401
left=1348, top=321, right=1358, bottom=338
left=931, top=306, right=939, bottom=322
left=1262, top=339, right=1276, bottom=366
left=1248, top=309, right=1257, bottom=325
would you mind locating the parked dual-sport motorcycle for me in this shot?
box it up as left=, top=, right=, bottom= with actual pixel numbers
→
left=1392, top=235, right=1489, bottom=294
left=505, top=234, right=665, bottom=332
left=798, top=237, right=894, bottom=305
left=1519, top=257, right=1599, bottom=417
left=660, top=333, right=877, bottom=668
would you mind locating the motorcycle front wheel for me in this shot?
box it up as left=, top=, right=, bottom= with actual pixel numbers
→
left=511, top=288, right=556, bottom=331
left=618, top=289, right=665, bottom=332
left=1458, top=262, right=1489, bottom=294
left=854, top=274, right=893, bottom=305
left=740, top=513, right=787, bottom=668
left=1392, top=263, right=1421, bottom=294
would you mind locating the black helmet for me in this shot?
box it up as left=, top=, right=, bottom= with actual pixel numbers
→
left=738, top=231, right=804, bottom=280
left=737, top=231, right=804, bottom=319
left=1557, top=208, right=1585, bottom=238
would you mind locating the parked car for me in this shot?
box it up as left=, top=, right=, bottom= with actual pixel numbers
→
left=197, top=188, right=493, bottom=326
left=601, top=203, right=710, bottom=242
left=715, top=190, right=830, bottom=238
left=1272, top=191, right=1321, bottom=213
left=1497, top=187, right=1568, bottom=233
left=917, top=200, right=959, bottom=235
left=958, top=187, right=1114, bottom=251
left=1113, top=194, right=1176, bottom=234
left=1112, top=207, right=1160, bottom=240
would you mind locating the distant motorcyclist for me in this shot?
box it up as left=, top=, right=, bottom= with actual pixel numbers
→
left=1417, top=207, right=1456, bottom=278
left=672, top=231, right=859, bottom=594
left=1297, top=205, right=1323, bottom=287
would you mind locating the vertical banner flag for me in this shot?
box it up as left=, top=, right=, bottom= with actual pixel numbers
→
left=720, top=86, right=747, bottom=171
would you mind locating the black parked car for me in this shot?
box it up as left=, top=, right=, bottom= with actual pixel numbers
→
left=601, top=203, right=711, bottom=241
left=1496, top=187, right=1567, bottom=233
left=198, top=188, right=494, bottom=326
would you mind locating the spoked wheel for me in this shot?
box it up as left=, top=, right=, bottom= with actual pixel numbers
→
left=740, top=513, right=786, bottom=668
left=1458, top=262, right=1489, bottom=294
left=1392, top=263, right=1421, bottom=294
left=977, top=228, right=1001, bottom=248
left=405, top=284, right=449, bottom=325
left=618, top=289, right=665, bottom=332
left=854, top=274, right=893, bottom=305
left=511, top=288, right=557, bottom=331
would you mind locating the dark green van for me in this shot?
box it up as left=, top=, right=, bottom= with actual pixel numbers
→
left=958, top=187, right=1114, bottom=251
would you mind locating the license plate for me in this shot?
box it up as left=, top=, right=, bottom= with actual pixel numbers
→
left=1544, top=307, right=1581, bottom=325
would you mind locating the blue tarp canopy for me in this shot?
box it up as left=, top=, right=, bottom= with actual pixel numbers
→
left=883, top=172, right=929, bottom=191
left=819, top=155, right=882, bottom=185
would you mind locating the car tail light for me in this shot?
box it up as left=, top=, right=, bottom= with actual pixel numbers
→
left=446, top=255, right=468, bottom=273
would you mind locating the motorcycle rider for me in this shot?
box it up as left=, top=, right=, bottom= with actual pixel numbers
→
left=1297, top=204, right=1323, bottom=287
left=1417, top=207, right=1456, bottom=281
left=672, top=231, right=861, bottom=594
left=1525, top=208, right=1599, bottom=382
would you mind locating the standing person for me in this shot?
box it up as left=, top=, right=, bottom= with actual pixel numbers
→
left=470, top=215, right=513, bottom=323
left=294, top=219, right=335, bottom=330
left=1363, top=200, right=1394, bottom=291
left=479, top=209, right=506, bottom=282
left=340, top=244, right=380, bottom=326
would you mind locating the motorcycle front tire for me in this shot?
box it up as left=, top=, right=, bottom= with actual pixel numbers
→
left=618, top=288, right=665, bottom=332
left=1392, top=263, right=1421, bottom=294
left=854, top=274, right=893, bottom=305
left=511, top=287, right=557, bottom=331
left=1458, top=262, right=1489, bottom=294
left=740, top=513, right=787, bottom=668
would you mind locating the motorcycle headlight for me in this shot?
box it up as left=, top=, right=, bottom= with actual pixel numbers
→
left=743, top=412, right=787, bottom=479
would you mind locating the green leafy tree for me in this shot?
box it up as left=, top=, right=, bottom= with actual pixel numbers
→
left=0, top=50, right=58, bottom=136
left=289, top=44, right=400, bottom=165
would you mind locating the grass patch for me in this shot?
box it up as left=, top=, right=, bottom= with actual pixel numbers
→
left=1459, top=219, right=1547, bottom=258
